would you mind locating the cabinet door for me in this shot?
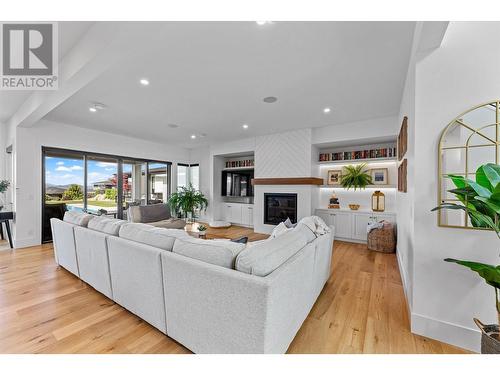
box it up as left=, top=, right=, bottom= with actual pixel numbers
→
left=332, top=211, right=352, bottom=238
left=230, top=204, right=242, bottom=224
left=352, top=213, right=371, bottom=241
left=223, top=204, right=232, bottom=222
left=315, top=210, right=333, bottom=226
left=246, top=206, right=253, bottom=226
left=373, top=213, right=395, bottom=223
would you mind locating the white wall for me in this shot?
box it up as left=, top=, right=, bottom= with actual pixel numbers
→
left=410, top=22, right=500, bottom=352
left=12, top=119, right=191, bottom=248
left=312, top=115, right=398, bottom=145
left=189, top=145, right=211, bottom=221
left=0, top=122, right=5, bottom=179
left=396, top=22, right=419, bottom=313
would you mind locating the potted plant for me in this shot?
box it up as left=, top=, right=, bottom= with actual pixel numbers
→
left=0, top=180, right=10, bottom=211
left=340, top=164, right=372, bottom=210
left=167, top=184, right=208, bottom=223
left=432, top=163, right=500, bottom=353
left=197, top=224, right=207, bottom=237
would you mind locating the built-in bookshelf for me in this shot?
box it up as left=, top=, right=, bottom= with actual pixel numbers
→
left=224, top=158, right=254, bottom=169
left=318, top=145, right=397, bottom=162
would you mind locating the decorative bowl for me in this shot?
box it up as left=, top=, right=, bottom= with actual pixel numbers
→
left=348, top=204, right=360, bottom=210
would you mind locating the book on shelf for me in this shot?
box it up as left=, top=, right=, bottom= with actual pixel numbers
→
left=319, top=147, right=396, bottom=162
left=225, top=159, right=255, bottom=168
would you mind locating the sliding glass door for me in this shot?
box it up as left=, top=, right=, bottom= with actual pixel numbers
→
left=86, top=156, right=119, bottom=217
left=42, top=147, right=171, bottom=242
left=148, top=162, right=169, bottom=204
left=43, top=150, right=85, bottom=242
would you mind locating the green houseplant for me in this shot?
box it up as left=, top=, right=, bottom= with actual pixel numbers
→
left=167, top=184, right=208, bottom=223
left=433, top=163, right=500, bottom=352
left=340, top=164, right=372, bottom=210
left=340, top=164, right=372, bottom=190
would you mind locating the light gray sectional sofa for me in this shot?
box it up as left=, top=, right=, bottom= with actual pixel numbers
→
left=50, top=211, right=334, bottom=354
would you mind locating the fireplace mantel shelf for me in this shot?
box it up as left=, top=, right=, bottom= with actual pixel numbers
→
left=251, top=177, right=324, bottom=186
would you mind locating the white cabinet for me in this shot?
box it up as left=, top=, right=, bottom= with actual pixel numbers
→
left=222, top=203, right=254, bottom=227
left=315, top=209, right=396, bottom=243
left=352, top=213, right=372, bottom=241
left=315, top=211, right=352, bottom=238
left=332, top=211, right=352, bottom=238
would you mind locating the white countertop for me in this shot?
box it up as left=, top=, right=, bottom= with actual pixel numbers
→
left=315, top=207, right=396, bottom=215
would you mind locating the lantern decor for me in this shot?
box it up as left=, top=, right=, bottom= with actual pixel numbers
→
left=328, top=192, right=340, bottom=209
left=371, top=190, right=385, bottom=212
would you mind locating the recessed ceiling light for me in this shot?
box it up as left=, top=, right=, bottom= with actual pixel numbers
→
left=168, top=123, right=179, bottom=128
left=140, top=78, right=150, bottom=86
left=191, top=134, right=196, bottom=139
left=242, top=124, right=249, bottom=129
left=256, top=21, right=272, bottom=25
left=323, top=107, right=331, bottom=113
left=89, top=102, right=106, bottom=112
left=263, top=96, right=277, bottom=103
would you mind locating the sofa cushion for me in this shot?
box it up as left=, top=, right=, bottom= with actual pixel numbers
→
left=63, top=211, right=93, bottom=227
left=294, top=222, right=317, bottom=243
left=119, top=223, right=190, bottom=251
left=148, top=218, right=186, bottom=230
left=172, top=237, right=245, bottom=269
left=128, top=203, right=171, bottom=223
left=88, top=216, right=126, bottom=236
left=235, top=227, right=309, bottom=276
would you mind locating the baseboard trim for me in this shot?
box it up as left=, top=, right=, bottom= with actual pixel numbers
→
left=411, top=312, right=480, bottom=352
left=13, top=237, right=38, bottom=249
left=396, top=250, right=411, bottom=312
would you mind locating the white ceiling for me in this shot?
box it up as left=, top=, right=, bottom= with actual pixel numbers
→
left=43, top=21, right=416, bottom=148
left=0, top=22, right=94, bottom=123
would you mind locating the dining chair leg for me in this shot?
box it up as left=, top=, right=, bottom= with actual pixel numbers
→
left=0, top=222, right=4, bottom=240
left=4, top=221, right=13, bottom=249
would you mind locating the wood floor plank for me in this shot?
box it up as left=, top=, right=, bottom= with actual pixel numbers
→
left=0, top=230, right=469, bottom=354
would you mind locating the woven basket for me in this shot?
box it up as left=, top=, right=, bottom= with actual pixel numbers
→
left=475, top=318, right=500, bottom=354
left=367, top=221, right=396, bottom=253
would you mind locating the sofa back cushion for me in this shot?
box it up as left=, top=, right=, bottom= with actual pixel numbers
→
left=235, top=226, right=310, bottom=276
left=88, top=216, right=126, bottom=236
left=128, top=203, right=171, bottom=223
left=63, top=211, right=93, bottom=227
left=172, top=238, right=245, bottom=269
left=119, top=222, right=190, bottom=251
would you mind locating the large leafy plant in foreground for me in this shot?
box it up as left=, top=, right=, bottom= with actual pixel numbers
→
left=433, top=163, right=500, bottom=324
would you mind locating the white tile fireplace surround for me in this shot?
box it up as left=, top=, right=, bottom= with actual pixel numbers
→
left=254, top=185, right=315, bottom=234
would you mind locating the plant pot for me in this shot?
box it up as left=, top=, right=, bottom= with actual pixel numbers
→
left=474, top=318, right=500, bottom=354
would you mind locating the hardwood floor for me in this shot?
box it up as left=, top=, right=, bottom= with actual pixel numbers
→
left=0, top=228, right=468, bottom=354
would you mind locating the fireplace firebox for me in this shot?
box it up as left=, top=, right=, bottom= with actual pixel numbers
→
left=264, top=193, right=297, bottom=225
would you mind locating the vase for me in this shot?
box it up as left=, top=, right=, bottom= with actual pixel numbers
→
left=185, top=211, right=194, bottom=224
left=474, top=318, right=500, bottom=354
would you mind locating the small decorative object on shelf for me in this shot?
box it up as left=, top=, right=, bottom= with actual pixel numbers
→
left=348, top=204, right=360, bottom=211
left=327, top=169, right=342, bottom=185
left=225, top=159, right=254, bottom=169
left=370, top=168, right=388, bottom=185
left=371, top=190, right=385, bottom=212
left=319, top=146, right=397, bottom=162
left=328, top=192, right=340, bottom=209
